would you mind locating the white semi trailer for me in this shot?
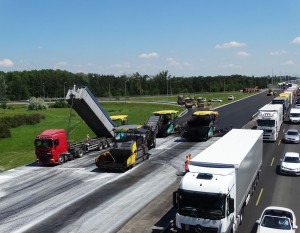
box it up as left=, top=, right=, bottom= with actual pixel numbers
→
left=256, top=104, right=283, bottom=141
left=173, top=129, right=263, bottom=233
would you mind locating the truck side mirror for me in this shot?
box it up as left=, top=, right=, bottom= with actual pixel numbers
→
left=173, top=191, right=178, bottom=209
left=229, top=198, right=234, bottom=214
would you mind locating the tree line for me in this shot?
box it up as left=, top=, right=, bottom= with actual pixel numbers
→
left=0, top=69, right=296, bottom=101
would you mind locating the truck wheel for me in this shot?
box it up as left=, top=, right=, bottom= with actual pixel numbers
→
left=152, top=139, right=156, bottom=148
left=58, top=155, right=65, bottom=164
left=103, top=141, right=108, bottom=148
left=239, top=208, right=244, bottom=225
left=77, top=149, right=84, bottom=158
left=98, top=143, right=103, bottom=151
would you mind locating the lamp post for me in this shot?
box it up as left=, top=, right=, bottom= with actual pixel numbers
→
left=42, top=83, right=45, bottom=99
left=64, top=82, right=67, bottom=98
left=125, top=80, right=128, bottom=101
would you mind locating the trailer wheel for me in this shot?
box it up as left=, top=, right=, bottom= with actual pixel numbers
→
left=239, top=208, right=244, bottom=225
left=98, top=143, right=103, bottom=151
left=152, top=139, right=156, bottom=148
left=77, top=149, right=84, bottom=158
left=58, top=155, right=65, bottom=164
left=103, top=141, right=108, bottom=148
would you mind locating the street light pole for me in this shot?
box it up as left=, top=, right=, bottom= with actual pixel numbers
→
left=42, top=83, right=45, bottom=99
left=125, top=80, right=128, bottom=101
left=64, top=82, right=67, bottom=98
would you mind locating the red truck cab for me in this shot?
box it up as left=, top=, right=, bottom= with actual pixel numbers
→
left=35, top=129, right=69, bottom=165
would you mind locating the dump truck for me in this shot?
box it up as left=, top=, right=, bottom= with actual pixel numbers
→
left=35, top=86, right=115, bottom=165
left=173, top=129, right=263, bottom=233
left=95, top=117, right=160, bottom=171
left=182, top=110, right=219, bottom=141
left=153, top=110, right=179, bottom=137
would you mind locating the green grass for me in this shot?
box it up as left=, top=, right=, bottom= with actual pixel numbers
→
left=0, top=102, right=182, bottom=172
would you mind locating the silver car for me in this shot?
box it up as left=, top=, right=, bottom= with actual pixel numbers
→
left=256, top=206, right=298, bottom=233
left=280, top=152, right=300, bottom=175
left=284, top=129, right=300, bottom=143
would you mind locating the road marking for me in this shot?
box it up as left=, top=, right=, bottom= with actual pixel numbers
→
left=256, top=188, right=263, bottom=206
left=270, top=157, right=275, bottom=166
left=278, top=139, right=281, bottom=146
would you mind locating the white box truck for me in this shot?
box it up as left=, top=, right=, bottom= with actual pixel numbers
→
left=173, top=129, right=263, bottom=233
left=289, top=108, right=300, bottom=123
left=256, top=104, right=283, bottom=141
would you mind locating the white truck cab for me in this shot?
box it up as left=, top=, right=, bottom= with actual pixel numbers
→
left=289, top=108, right=300, bottom=123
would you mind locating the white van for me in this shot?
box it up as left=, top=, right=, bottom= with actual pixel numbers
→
left=289, top=108, right=300, bottom=123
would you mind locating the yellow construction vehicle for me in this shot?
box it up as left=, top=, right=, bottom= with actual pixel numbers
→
left=153, top=110, right=179, bottom=137
left=182, top=110, right=219, bottom=141
left=95, top=117, right=160, bottom=171
left=184, top=97, right=196, bottom=108
left=110, top=115, right=128, bottom=126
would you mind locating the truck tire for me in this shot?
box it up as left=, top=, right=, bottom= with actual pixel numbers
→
left=98, top=143, right=103, bottom=151
left=239, top=208, right=244, bottom=225
left=58, top=155, right=65, bottom=164
left=103, top=141, right=108, bottom=148
left=77, top=149, right=84, bottom=158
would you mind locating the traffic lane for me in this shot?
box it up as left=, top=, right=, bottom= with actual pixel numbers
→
left=237, top=118, right=300, bottom=233
left=216, top=92, right=276, bottom=129
left=236, top=140, right=285, bottom=233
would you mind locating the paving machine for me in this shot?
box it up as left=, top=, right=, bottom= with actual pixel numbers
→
left=182, top=110, right=219, bottom=141
left=95, top=118, right=159, bottom=171
left=153, top=110, right=179, bottom=137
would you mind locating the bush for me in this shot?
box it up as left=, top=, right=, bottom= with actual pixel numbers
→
left=0, top=101, right=7, bottom=109
left=0, top=123, right=10, bottom=138
left=27, top=97, right=48, bottom=110
left=51, top=100, right=69, bottom=108
left=0, top=114, right=45, bottom=138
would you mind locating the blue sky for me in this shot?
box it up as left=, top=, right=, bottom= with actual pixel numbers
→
left=1, top=0, right=300, bottom=77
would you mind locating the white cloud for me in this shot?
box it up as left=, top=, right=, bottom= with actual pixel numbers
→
left=166, top=57, right=191, bottom=68
left=282, top=60, right=294, bottom=65
left=138, top=52, right=160, bottom=59
left=55, top=61, right=68, bottom=67
left=110, top=62, right=130, bottom=68
left=291, top=37, right=300, bottom=44
left=220, top=63, right=241, bottom=69
left=215, top=41, right=246, bottom=49
left=237, top=51, right=250, bottom=57
left=0, top=58, right=14, bottom=67
left=270, top=50, right=287, bottom=56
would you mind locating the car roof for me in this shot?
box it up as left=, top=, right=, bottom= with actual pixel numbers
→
left=284, top=152, right=300, bottom=158
left=287, top=129, right=299, bottom=133
left=263, top=206, right=295, bottom=214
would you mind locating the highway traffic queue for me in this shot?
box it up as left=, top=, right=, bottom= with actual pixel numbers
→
left=173, top=83, right=300, bottom=233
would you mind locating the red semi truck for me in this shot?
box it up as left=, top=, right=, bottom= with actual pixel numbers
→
left=35, top=86, right=116, bottom=165
left=35, top=129, right=111, bottom=165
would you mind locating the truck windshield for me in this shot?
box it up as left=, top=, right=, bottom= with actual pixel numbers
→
left=35, top=139, right=53, bottom=148
left=177, top=191, right=225, bottom=219
left=290, top=113, right=300, bottom=117
left=257, top=119, right=275, bottom=127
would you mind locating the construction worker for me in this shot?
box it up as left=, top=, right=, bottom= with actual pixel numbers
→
left=184, top=153, right=191, bottom=172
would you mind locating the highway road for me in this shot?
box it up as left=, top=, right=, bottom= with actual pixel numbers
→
left=1, top=91, right=298, bottom=233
